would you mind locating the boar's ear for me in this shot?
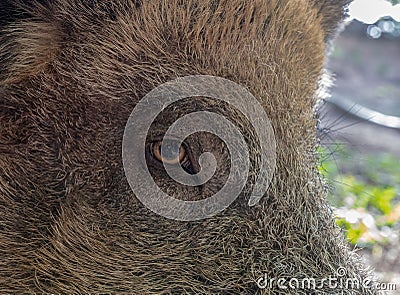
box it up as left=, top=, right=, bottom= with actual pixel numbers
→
left=311, top=0, right=352, bottom=42
left=0, top=1, right=62, bottom=84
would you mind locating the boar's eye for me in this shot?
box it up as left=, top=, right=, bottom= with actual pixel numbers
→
left=150, top=139, right=188, bottom=165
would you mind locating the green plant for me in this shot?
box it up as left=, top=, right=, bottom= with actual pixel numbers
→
left=318, top=145, right=400, bottom=245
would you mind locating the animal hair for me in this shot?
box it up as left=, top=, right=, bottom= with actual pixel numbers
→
left=0, top=0, right=376, bottom=294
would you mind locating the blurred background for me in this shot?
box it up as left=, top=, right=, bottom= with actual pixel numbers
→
left=318, top=0, right=400, bottom=288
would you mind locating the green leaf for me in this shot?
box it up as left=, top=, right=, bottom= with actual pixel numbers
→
left=370, top=187, right=397, bottom=215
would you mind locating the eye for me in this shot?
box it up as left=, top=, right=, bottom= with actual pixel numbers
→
left=150, top=139, right=188, bottom=165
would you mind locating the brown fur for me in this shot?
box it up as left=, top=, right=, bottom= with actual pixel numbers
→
left=0, top=0, right=376, bottom=294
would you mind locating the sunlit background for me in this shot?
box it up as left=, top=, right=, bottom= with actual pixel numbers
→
left=350, top=0, right=400, bottom=23
left=319, top=0, right=400, bottom=287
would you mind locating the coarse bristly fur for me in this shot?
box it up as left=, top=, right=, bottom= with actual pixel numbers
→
left=0, top=0, right=377, bottom=294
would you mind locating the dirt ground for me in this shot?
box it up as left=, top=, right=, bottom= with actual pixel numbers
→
left=319, top=20, right=400, bottom=290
